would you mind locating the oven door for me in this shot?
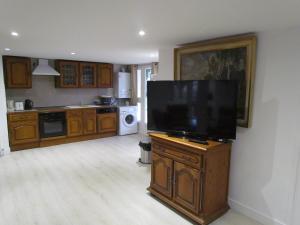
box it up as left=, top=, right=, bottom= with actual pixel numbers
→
left=39, top=112, right=67, bottom=138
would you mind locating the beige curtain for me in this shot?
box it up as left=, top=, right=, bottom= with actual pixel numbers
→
left=130, top=64, right=138, bottom=105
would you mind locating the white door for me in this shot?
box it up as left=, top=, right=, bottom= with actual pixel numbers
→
left=137, top=66, right=152, bottom=135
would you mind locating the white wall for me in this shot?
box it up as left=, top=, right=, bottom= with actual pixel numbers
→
left=157, top=27, right=300, bottom=225
left=0, top=56, right=10, bottom=155
left=291, top=154, right=300, bottom=225
left=157, top=47, right=174, bottom=81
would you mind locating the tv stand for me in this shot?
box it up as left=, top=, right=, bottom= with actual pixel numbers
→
left=148, top=132, right=231, bottom=225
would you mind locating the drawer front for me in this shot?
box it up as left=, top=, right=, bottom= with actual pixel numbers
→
left=8, top=112, right=37, bottom=122
left=152, top=141, right=201, bottom=169
left=67, top=110, right=82, bottom=117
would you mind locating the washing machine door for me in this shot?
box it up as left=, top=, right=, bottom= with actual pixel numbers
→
left=122, top=112, right=137, bottom=127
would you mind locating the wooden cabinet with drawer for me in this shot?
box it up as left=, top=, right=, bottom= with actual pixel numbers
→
left=149, top=133, right=231, bottom=225
left=7, top=112, right=39, bottom=150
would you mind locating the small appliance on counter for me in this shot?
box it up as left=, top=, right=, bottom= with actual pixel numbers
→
left=7, top=100, right=15, bottom=111
left=24, top=99, right=34, bottom=110
left=99, top=95, right=114, bottom=105
left=14, top=101, right=24, bottom=111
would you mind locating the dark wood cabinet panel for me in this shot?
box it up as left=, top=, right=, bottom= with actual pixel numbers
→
left=148, top=133, right=231, bottom=225
left=80, top=62, right=97, bottom=88
left=151, top=152, right=173, bottom=198
left=97, top=63, right=113, bottom=88
left=83, top=109, right=97, bottom=135
left=55, top=60, right=79, bottom=88
left=97, top=113, right=117, bottom=133
left=8, top=112, right=39, bottom=148
left=67, top=110, right=83, bottom=137
left=3, top=56, right=32, bottom=88
left=9, top=121, right=39, bottom=145
left=173, top=162, right=200, bottom=214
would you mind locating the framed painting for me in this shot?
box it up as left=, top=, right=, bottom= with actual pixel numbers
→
left=174, top=34, right=257, bottom=128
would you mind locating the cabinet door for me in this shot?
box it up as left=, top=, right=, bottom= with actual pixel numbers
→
left=56, top=61, right=79, bottom=88
left=80, top=63, right=97, bottom=88
left=151, top=152, right=173, bottom=198
left=97, top=64, right=113, bottom=88
left=97, top=113, right=117, bottom=133
left=67, top=111, right=83, bottom=137
left=4, top=56, right=32, bottom=88
left=9, top=121, right=39, bottom=145
left=83, top=109, right=97, bottom=135
left=173, top=161, right=201, bottom=214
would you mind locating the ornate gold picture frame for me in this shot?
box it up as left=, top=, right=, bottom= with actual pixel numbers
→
left=174, top=34, right=257, bottom=128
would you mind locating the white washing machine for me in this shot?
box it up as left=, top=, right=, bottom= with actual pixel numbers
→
left=118, top=106, right=138, bottom=135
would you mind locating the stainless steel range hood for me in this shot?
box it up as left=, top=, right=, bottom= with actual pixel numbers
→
left=32, top=59, right=60, bottom=76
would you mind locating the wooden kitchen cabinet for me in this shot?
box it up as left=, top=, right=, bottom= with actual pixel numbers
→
left=7, top=112, right=39, bottom=150
left=83, top=109, right=97, bottom=134
left=97, top=63, right=113, bottom=88
left=3, top=56, right=32, bottom=88
left=67, top=110, right=83, bottom=137
left=79, top=62, right=97, bottom=88
left=55, top=60, right=79, bottom=88
left=149, top=133, right=231, bottom=225
left=97, top=112, right=117, bottom=133
left=67, top=109, right=98, bottom=137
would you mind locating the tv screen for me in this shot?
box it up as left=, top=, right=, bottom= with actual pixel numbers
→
left=147, top=80, right=237, bottom=140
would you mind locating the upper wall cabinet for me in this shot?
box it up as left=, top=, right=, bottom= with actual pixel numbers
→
left=98, top=63, right=113, bottom=88
left=55, top=60, right=79, bottom=88
left=79, top=62, right=97, bottom=88
left=3, top=56, right=32, bottom=89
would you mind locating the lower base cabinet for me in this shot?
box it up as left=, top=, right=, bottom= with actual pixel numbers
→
left=149, top=133, right=231, bottom=225
left=8, top=112, right=39, bottom=150
left=67, top=110, right=83, bottom=137
left=97, top=112, right=117, bottom=134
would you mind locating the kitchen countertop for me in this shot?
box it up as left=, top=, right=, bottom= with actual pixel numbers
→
left=7, top=105, right=117, bottom=114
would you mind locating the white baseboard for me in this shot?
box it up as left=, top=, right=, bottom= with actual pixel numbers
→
left=229, top=198, right=286, bottom=225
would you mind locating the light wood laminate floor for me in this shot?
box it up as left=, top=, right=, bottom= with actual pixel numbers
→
left=0, top=135, right=262, bottom=225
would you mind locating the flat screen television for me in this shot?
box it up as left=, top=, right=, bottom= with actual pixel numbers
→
left=147, top=80, right=238, bottom=140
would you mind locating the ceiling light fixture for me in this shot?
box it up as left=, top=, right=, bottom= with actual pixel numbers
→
left=4, top=48, right=11, bottom=51
left=11, top=31, right=19, bottom=37
left=70, top=52, right=76, bottom=55
left=139, top=30, right=146, bottom=36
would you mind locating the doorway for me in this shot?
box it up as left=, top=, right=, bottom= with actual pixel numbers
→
left=137, top=65, right=152, bottom=135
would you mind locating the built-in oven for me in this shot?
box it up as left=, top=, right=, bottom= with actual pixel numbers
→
left=39, top=112, right=67, bottom=138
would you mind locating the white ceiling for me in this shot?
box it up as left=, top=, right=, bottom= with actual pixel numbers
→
left=1, top=0, right=300, bottom=64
